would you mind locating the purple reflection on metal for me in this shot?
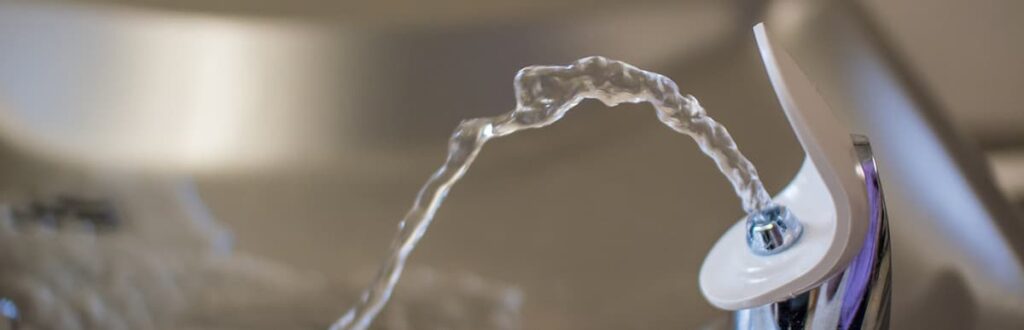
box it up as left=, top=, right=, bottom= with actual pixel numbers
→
left=840, top=158, right=883, bottom=329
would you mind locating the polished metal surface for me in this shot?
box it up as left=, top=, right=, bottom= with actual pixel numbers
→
left=733, top=137, right=891, bottom=330
left=745, top=204, right=803, bottom=255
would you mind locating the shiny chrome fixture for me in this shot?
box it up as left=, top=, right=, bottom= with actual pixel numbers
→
left=734, top=136, right=891, bottom=329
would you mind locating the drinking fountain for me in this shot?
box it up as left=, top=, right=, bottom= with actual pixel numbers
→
left=700, top=23, right=890, bottom=329
left=0, top=0, right=1021, bottom=329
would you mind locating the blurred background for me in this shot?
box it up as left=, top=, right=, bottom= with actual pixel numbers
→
left=0, top=0, right=1021, bottom=329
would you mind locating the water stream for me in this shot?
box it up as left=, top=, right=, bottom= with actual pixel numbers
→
left=332, top=56, right=775, bottom=330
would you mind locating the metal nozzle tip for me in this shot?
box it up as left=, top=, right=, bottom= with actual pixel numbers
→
left=746, top=204, right=803, bottom=255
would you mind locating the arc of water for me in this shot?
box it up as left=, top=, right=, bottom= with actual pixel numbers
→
left=331, top=56, right=773, bottom=330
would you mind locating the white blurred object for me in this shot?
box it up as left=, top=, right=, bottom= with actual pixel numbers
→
left=0, top=2, right=348, bottom=172
left=988, top=151, right=1024, bottom=202
left=0, top=1, right=741, bottom=174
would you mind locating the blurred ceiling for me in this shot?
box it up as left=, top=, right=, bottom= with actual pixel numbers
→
left=0, top=0, right=750, bottom=173
left=28, top=0, right=751, bottom=28
left=16, top=0, right=1022, bottom=202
